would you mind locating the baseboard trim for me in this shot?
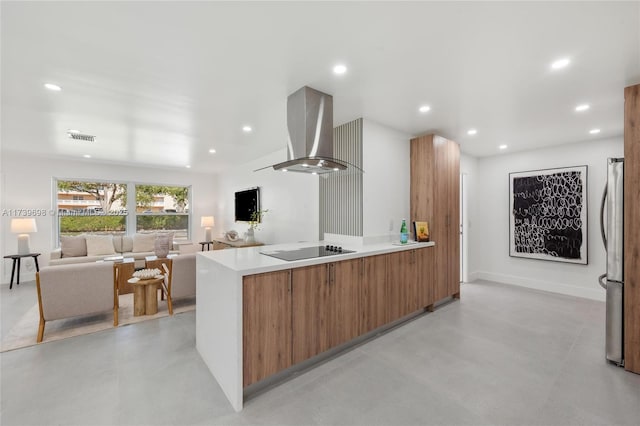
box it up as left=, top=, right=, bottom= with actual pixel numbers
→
left=469, top=271, right=605, bottom=302
left=1, top=272, right=36, bottom=286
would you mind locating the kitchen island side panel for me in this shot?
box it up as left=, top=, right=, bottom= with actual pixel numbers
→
left=195, top=254, right=244, bottom=411
left=624, top=83, right=640, bottom=374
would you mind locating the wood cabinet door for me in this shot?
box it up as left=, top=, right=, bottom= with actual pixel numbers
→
left=416, top=247, right=435, bottom=308
left=410, top=135, right=435, bottom=231
left=328, top=259, right=362, bottom=348
left=387, top=250, right=419, bottom=322
left=361, top=254, right=389, bottom=334
left=243, top=270, right=292, bottom=387
left=433, top=135, right=450, bottom=302
left=292, top=264, right=330, bottom=364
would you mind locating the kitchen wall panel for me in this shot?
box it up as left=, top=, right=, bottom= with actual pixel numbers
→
left=320, top=118, right=363, bottom=237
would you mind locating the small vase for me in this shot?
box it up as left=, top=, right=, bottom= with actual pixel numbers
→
left=154, top=236, right=170, bottom=258
left=245, top=228, right=255, bottom=243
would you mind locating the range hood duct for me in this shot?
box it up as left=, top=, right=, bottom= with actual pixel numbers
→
left=266, top=86, right=362, bottom=175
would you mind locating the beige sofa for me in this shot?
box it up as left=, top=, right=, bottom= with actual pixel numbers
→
left=50, top=234, right=181, bottom=268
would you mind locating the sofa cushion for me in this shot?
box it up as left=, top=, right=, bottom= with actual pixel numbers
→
left=60, top=235, right=87, bottom=257
left=112, top=235, right=123, bottom=253
left=132, top=233, right=156, bottom=252
left=122, top=236, right=133, bottom=253
left=85, top=235, right=116, bottom=256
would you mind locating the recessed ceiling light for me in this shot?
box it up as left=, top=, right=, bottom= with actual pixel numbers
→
left=589, top=128, right=601, bottom=134
left=418, top=105, right=431, bottom=113
left=302, top=163, right=309, bottom=168
left=83, top=154, right=91, bottom=158
left=208, top=148, right=216, bottom=154
left=551, top=58, right=570, bottom=70
left=467, top=129, right=477, bottom=136
left=333, top=168, right=339, bottom=171
left=185, top=165, right=191, bottom=169
left=44, top=83, right=62, bottom=91
left=499, top=144, right=508, bottom=150
left=68, top=129, right=80, bottom=134
left=311, top=172, right=318, bottom=175
left=282, top=169, right=288, bottom=172
left=333, top=64, right=347, bottom=75
left=575, top=104, right=590, bottom=112
left=242, top=125, right=252, bottom=133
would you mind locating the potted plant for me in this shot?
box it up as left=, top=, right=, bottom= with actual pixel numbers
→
left=246, top=209, right=268, bottom=242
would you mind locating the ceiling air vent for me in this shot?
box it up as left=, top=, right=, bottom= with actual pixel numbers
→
left=67, top=131, right=96, bottom=142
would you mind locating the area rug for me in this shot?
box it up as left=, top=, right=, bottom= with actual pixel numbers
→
left=0, top=294, right=195, bottom=352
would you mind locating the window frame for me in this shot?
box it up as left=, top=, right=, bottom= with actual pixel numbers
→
left=53, top=178, right=192, bottom=248
left=133, top=183, right=192, bottom=241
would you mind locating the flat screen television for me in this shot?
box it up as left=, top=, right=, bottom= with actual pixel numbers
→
left=235, top=187, right=260, bottom=222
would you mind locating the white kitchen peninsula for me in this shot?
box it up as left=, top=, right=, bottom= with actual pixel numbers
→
left=196, top=240, right=436, bottom=411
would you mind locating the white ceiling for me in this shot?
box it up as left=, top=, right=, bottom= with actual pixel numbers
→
left=2, top=1, right=639, bottom=173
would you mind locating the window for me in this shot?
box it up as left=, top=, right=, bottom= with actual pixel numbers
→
left=55, top=180, right=191, bottom=243
left=135, top=185, right=190, bottom=240
left=56, top=180, right=128, bottom=238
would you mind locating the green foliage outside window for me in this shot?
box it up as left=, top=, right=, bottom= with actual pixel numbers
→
left=136, top=215, right=188, bottom=232
left=60, top=216, right=126, bottom=235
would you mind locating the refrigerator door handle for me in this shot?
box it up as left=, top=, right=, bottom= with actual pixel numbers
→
left=598, top=273, right=607, bottom=289
left=600, top=184, right=607, bottom=249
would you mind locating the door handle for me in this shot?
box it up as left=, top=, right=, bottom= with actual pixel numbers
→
left=600, top=185, right=607, bottom=249
left=598, top=273, right=607, bottom=290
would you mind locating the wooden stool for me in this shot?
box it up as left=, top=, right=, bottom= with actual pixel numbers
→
left=128, top=277, right=163, bottom=316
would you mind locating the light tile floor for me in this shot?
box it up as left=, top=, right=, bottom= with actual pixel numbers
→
left=1, top=280, right=639, bottom=425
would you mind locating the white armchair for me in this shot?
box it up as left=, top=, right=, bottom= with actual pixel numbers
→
left=36, top=262, right=118, bottom=342
left=160, top=253, right=196, bottom=315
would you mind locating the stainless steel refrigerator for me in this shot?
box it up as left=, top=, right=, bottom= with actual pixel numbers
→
left=599, top=157, right=624, bottom=366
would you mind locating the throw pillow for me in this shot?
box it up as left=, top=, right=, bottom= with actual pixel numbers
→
left=132, top=233, right=156, bottom=252
left=60, top=235, right=87, bottom=257
left=85, top=235, right=116, bottom=256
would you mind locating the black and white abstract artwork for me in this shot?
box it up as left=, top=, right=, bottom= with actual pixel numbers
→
left=509, top=165, right=588, bottom=264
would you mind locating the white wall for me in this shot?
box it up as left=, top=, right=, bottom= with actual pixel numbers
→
left=0, top=151, right=216, bottom=283
left=460, top=153, right=479, bottom=283
left=362, top=119, right=411, bottom=240
left=214, top=149, right=319, bottom=244
left=469, top=137, right=623, bottom=301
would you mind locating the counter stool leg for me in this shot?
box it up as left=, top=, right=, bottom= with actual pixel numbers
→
left=9, top=259, right=17, bottom=290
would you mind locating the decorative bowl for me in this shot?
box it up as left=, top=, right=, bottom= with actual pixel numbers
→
left=226, top=230, right=240, bottom=241
left=133, top=268, right=162, bottom=280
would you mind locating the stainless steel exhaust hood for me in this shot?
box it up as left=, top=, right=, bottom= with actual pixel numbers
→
left=262, top=86, right=362, bottom=175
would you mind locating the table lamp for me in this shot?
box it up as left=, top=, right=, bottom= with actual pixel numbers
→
left=11, top=218, right=37, bottom=255
left=201, top=216, right=214, bottom=242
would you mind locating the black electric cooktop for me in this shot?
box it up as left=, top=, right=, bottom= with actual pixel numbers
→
left=261, top=245, right=355, bottom=261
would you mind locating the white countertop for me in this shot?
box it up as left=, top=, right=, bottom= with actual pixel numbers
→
left=197, top=240, right=435, bottom=276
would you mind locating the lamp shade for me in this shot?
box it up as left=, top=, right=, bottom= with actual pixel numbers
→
left=11, top=218, right=37, bottom=234
left=201, top=216, right=215, bottom=227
